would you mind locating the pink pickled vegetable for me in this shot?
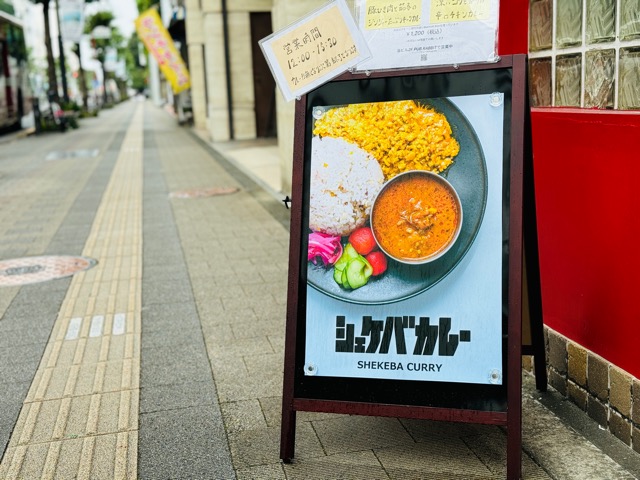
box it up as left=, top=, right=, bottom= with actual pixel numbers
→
left=308, top=232, right=343, bottom=266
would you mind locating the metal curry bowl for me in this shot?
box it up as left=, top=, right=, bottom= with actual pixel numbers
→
left=370, top=170, right=463, bottom=265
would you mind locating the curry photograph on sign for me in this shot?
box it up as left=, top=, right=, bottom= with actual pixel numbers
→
left=304, top=93, right=506, bottom=385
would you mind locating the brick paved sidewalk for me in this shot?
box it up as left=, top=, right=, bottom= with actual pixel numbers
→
left=0, top=100, right=638, bottom=479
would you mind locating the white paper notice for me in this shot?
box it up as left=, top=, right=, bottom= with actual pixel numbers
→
left=355, top=0, right=499, bottom=71
left=260, top=0, right=371, bottom=102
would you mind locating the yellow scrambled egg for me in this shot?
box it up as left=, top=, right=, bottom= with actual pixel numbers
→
left=312, top=100, right=460, bottom=180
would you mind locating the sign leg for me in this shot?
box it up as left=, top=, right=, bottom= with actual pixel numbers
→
left=522, top=90, right=547, bottom=393
left=280, top=406, right=296, bottom=462
left=507, top=369, right=522, bottom=479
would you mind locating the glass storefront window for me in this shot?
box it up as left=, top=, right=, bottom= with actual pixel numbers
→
left=620, top=0, right=640, bottom=40
left=586, top=0, right=616, bottom=43
left=556, top=55, right=582, bottom=106
left=585, top=49, right=615, bottom=108
left=529, top=0, right=640, bottom=110
left=556, top=0, right=583, bottom=47
left=530, top=0, right=553, bottom=51
left=619, top=48, right=640, bottom=109
left=529, top=58, right=553, bottom=107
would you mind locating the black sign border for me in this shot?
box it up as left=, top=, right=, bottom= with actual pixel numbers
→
left=282, top=55, right=528, bottom=478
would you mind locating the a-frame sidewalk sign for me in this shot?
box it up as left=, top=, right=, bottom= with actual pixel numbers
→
left=280, top=54, right=545, bottom=480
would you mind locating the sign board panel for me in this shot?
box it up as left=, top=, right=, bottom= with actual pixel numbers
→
left=304, top=93, right=505, bottom=386
left=354, top=0, right=499, bottom=71
left=289, top=62, right=516, bottom=411
left=281, top=57, right=531, bottom=478
left=260, top=0, right=371, bottom=102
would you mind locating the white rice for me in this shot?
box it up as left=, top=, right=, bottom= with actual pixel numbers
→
left=309, top=136, right=384, bottom=236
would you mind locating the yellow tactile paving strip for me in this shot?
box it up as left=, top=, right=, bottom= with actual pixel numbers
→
left=0, top=105, right=144, bottom=479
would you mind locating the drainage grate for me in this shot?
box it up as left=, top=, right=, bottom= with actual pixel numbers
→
left=0, top=255, right=98, bottom=286
left=45, top=149, right=100, bottom=161
left=169, top=187, right=239, bottom=198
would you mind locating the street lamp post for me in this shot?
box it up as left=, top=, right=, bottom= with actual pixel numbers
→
left=55, top=0, right=69, bottom=104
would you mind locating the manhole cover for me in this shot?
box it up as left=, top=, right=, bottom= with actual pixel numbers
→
left=0, top=256, right=97, bottom=287
left=169, top=187, right=239, bottom=198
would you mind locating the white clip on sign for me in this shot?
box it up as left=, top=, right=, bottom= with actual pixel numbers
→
left=354, top=0, right=499, bottom=71
left=260, top=0, right=371, bottom=102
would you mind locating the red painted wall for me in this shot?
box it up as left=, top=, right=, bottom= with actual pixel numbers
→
left=531, top=109, right=640, bottom=377
left=498, top=0, right=528, bottom=55
left=498, top=3, right=640, bottom=377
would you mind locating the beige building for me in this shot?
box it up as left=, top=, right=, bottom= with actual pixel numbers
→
left=184, top=0, right=349, bottom=195
left=182, top=1, right=640, bottom=454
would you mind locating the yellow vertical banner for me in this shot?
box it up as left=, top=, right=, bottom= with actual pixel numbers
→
left=135, top=8, right=191, bottom=94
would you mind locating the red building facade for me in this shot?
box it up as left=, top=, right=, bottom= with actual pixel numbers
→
left=499, top=1, right=640, bottom=450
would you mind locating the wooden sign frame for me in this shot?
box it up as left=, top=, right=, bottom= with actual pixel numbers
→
left=281, top=55, right=531, bottom=479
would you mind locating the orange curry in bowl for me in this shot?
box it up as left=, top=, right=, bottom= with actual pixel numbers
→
left=371, top=171, right=462, bottom=264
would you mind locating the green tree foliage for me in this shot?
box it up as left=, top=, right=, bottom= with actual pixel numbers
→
left=0, top=0, right=14, bottom=14
left=128, top=1, right=159, bottom=93
left=85, top=10, right=115, bottom=64
left=124, top=33, right=147, bottom=92
left=136, top=0, right=159, bottom=14
left=84, top=10, right=126, bottom=104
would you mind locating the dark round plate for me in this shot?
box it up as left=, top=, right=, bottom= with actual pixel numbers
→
left=307, top=97, right=488, bottom=305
